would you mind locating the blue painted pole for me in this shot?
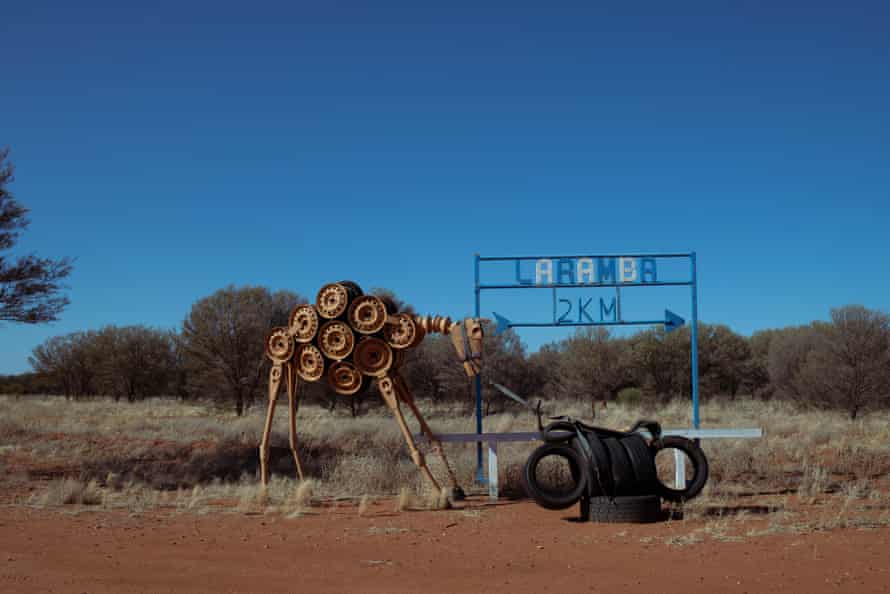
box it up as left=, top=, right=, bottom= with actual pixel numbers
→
left=690, top=252, right=700, bottom=429
left=474, top=253, right=485, bottom=484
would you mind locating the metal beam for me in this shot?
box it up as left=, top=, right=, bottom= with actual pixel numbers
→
left=479, top=253, right=692, bottom=261
left=416, top=427, right=762, bottom=443
left=479, top=281, right=693, bottom=290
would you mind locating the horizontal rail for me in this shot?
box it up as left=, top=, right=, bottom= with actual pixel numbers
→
left=418, top=431, right=541, bottom=443
left=479, top=253, right=692, bottom=262
left=479, top=281, right=693, bottom=290
left=651, top=428, right=763, bottom=439
left=417, top=428, right=762, bottom=443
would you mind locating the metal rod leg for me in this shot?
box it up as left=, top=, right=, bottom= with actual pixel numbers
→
left=393, top=375, right=460, bottom=490
left=285, top=363, right=304, bottom=481
left=377, top=376, right=441, bottom=493
left=260, top=363, right=283, bottom=486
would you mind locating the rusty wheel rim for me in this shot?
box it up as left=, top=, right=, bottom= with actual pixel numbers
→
left=348, top=296, right=388, bottom=334
left=265, top=327, right=294, bottom=362
left=316, top=283, right=349, bottom=319
left=353, top=337, right=393, bottom=377
left=318, top=320, right=355, bottom=360
left=383, top=313, right=416, bottom=349
left=289, top=304, right=319, bottom=343
left=327, top=361, right=363, bottom=395
left=295, top=344, right=325, bottom=382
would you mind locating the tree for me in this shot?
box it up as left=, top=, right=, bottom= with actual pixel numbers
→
left=178, top=285, right=303, bottom=415
left=767, top=325, right=819, bottom=401
left=29, top=326, right=176, bottom=400
left=91, top=326, right=177, bottom=401
left=798, top=306, right=890, bottom=419
left=746, top=329, right=777, bottom=398
left=29, top=331, right=99, bottom=398
left=556, top=327, right=634, bottom=416
left=630, top=326, right=688, bottom=401
left=0, top=148, right=73, bottom=323
left=698, top=324, right=751, bottom=399
left=478, top=324, right=544, bottom=414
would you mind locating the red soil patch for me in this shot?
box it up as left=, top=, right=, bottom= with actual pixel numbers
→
left=1, top=499, right=888, bottom=594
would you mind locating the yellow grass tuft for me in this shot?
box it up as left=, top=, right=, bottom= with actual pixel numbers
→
left=285, top=480, right=317, bottom=518
left=357, top=494, right=371, bottom=516
left=395, top=486, right=450, bottom=511
left=396, top=487, right=411, bottom=512
left=429, top=487, right=451, bottom=511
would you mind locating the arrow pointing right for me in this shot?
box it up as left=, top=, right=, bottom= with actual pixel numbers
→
left=664, top=309, right=685, bottom=333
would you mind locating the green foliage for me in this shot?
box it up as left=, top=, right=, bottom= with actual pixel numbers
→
left=0, top=147, right=73, bottom=324
left=616, top=387, right=642, bottom=407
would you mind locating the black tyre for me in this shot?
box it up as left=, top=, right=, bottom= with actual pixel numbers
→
left=575, top=433, right=613, bottom=497
left=521, top=443, right=588, bottom=510
left=650, top=436, right=709, bottom=503
left=541, top=421, right=577, bottom=444
left=620, top=434, right=657, bottom=493
left=584, top=495, right=661, bottom=523
left=603, top=438, right=636, bottom=495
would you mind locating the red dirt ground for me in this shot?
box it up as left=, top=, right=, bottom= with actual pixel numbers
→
left=2, top=498, right=889, bottom=594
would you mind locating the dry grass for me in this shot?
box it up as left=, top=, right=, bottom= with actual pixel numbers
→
left=3, top=395, right=890, bottom=526
left=37, top=478, right=104, bottom=506
left=357, top=494, right=371, bottom=516
left=395, top=486, right=450, bottom=511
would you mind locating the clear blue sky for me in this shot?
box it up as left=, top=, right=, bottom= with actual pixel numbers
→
left=2, top=1, right=888, bottom=374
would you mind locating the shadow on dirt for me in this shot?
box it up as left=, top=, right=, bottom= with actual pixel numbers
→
left=697, top=504, right=783, bottom=516
left=59, top=440, right=342, bottom=490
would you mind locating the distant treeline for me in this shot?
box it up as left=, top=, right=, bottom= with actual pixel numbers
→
left=2, top=285, right=889, bottom=420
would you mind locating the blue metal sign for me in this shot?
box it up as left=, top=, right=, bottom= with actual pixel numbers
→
left=472, top=252, right=700, bottom=484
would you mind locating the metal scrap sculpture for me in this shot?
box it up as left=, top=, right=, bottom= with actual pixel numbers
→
left=260, top=281, right=484, bottom=498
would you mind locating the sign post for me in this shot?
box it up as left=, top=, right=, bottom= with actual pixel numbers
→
left=473, top=254, right=484, bottom=484
left=472, top=252, right=700, bottom=485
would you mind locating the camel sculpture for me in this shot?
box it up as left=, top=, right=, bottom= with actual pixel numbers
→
left=260, top=281, right=484, bottom=499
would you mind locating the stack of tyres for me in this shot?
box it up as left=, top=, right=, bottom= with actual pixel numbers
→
left=520, top=419, right=709, bottom=523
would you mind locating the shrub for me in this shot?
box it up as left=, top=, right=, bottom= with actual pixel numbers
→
left=617, top=387, right=642, bottom=407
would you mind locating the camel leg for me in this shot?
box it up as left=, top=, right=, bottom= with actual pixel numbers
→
left=392, top=374, right=463, bottom=498
left=259, top=362, right=283, bottom=486
left=377, top=375, right=441, bottom=492
left=285, top=362, right=305, bottom=481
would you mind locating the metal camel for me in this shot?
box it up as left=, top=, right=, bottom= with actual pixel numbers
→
left=259, top=281, right=484, bottom=499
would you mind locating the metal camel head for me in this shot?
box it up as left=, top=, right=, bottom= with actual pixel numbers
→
left=449, top=317, right=485, bottom=377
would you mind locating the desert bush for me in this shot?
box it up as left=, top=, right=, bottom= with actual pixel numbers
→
left=37, top=478, right=104, bottom=506
left=179, top=286, right=304, bottom=416
left=617, top=387, right=642, bottom=407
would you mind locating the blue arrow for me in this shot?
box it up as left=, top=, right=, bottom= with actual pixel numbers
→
left=493, top=312, right=512, bottom=335
left=664, top=309, right=685, bottom=333
left=491, top=310, right=686, bottom=335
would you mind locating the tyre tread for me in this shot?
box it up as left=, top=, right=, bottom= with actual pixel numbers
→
left=584, top=495, right=661, bottom=523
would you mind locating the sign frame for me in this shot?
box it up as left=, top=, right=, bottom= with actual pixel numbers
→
left=471, top=252, right=700, bottom=484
